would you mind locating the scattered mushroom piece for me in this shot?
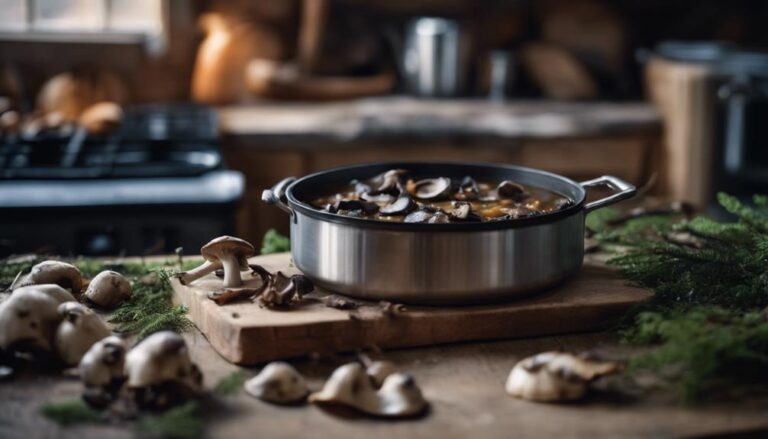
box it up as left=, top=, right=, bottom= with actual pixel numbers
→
left=457, top=176, right=480, bottom=199
left=208, top=263, right=272, bottom=305
left=309, top=362, right=427, bottom=418
left=379, top=194, right=417, bottom=216
left=79, top=335, right=126, bottom=408
left=497, top=180, right=529, bottom=201
left=411, top=177, right=451, bottom=200
left=403, top=207, right=450, bottom=224
left=505, top=351, right=621, bottom=402
left=84, top=270, right=132, bottom=308
left=258, top=272, right=314, bottom=308
left=124, top=331, right=203, bottom=410
left=10, top=260, right=83, bottom=294
left=448, top=201, right=483, bottom=222
left=179, top=235, right=256, bottom=288
left=323, top=294, right=361, bottom=310
left=244, top=361, right=310, bottom=404
left=55, top=302, right=112, bottom=366
left=0, top=285, right=73, bottom=355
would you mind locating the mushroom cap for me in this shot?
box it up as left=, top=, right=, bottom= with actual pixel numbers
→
left=201, top=236, right=255, bottom=269
left=379, top=195, right=417, bottom=216
left=309, top=362, right=427, bottom=418
left=505, top=352, right=620, bottom=402
left=412, top=177, right=451, bottom=200
left=12, top=260, right=83, bottom=294
left=244, top=361, right=309, bottom=404
left=366, top=361, right=397, bottom=388
left=124, top=331, right=202, bottom=390
left=0, top=286, right=73, bottom=351
left=85, top=270, right=132, bottom=308
left=55, top=302, right=112, bottom=366
left=79, top=335, right=126, bottom=388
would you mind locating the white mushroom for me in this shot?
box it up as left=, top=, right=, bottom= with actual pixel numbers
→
left=0, top=285, right=75, bottom=353
left=244, top=361, right=309, bottom=404
left=79, top=335, right=126, bottom=407
left=10, top=260, right=83, bottom=294
left=365, top=360, right=397, bottom=388
left=177, top=236, right=254, bottom=287
left=309, top=362, right=427, bottom=418
left=80, top=335, right=127, bottom=388
left=124, top=331, right=202, bottom=391
left=84, top=270, right=132, bottom=308
left=505, top=352, right=621, bottom=402
left=55, top=302, right=111, bottom=366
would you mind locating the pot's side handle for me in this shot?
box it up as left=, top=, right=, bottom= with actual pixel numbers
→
left=580, top=175, right=637, bottom=213
left=262, top=177, right=297, bottom=216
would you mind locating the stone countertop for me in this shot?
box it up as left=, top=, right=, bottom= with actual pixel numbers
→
left=218, top=97, right=661, bottom=146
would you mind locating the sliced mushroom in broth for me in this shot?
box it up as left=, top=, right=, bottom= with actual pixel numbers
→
left=310, top=169, right=574, bottom=223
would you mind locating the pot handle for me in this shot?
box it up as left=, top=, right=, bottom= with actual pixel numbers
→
left=262, top=177, right=296, bottom=216
left=580, top=175, right=637, bottom=213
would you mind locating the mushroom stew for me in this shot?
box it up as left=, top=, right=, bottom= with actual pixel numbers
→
left=310, top=169, right=574, bottom=223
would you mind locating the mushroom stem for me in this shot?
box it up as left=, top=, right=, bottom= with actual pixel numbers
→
left=178, top=260, right=221, bottom=285
left=221, top=256, right=243, bottom=288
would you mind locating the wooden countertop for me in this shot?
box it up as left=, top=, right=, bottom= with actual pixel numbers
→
left=4, top=331, right=768, bottom=439
left=2, top=255, right=767, bottom=438
left=218, top=97, right=661, bottom=145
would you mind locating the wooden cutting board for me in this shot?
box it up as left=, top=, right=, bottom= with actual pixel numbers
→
left=171, top=252, right=651, bottom=365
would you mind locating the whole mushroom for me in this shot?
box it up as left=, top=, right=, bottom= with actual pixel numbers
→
left=55, top=302, right=112, bottom=366
left=79, top=335, right=126, bottom=408
left=309, top=362, right=428, bottom=418
left=244, top=361, right=310, bottom=404
left=0, top=285, right=76, bottom=356
left=124, top=331, right=203, bottom=409
left=10, top=260, right=83, bottom=294
left=178, top=236, right=254, bottom=286
left=84, top=270, right=132, bottom=308
left=505, top=351, right=620, bottom=402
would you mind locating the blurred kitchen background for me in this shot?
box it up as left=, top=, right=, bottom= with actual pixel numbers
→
left=1, top=0, right=768, bottom=257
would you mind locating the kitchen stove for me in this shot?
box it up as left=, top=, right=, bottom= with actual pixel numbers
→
left=0, top=105, right=243, bottom=257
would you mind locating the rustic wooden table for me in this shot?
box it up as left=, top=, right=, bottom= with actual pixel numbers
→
left=1, top=253, right=767, bottom=439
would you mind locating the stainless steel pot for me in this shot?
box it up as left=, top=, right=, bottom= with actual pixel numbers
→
left=263, top=162, right=635, bottom=305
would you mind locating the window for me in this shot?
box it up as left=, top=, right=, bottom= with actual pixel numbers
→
left=0, top=0, right=168, bottom=54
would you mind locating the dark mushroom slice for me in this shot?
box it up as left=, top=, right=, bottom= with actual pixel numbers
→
left=448, top=201, right=483, bottom=222
left=412, top=177, right=452, bottom=200
left=457, top=176, right=480, bottom=199
left=327, top=200, right=379, bottom=215
left=497, top=181, right=529, bottom=201
left=291, top=274, right=314, bottom=297
left=379, top=194, right=417, bottom=216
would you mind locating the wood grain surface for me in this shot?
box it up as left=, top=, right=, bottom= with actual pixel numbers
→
left=171, top=252, right=652, bottom=365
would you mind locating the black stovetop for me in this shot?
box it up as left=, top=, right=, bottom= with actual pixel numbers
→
left=0, top=104, right=221, bottom=180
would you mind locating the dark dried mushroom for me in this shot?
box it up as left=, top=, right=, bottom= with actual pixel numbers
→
left=208, top=263, right=272, bottom=305
left=448, top=201, right=482, bottom=222
left=412, top=177, right=451, bottom=200
left=380, top=194, right=417, bottom=216
left=327, top=200, right=379, bottom=215
left=458, top=176, right=480, bottom=199
left=497, top=180, right=529, bottom=201
left=258, top=272, right=313, bottom=308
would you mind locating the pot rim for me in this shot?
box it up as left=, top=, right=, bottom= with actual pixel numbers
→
left=285, top=161, right=587, bottom=231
